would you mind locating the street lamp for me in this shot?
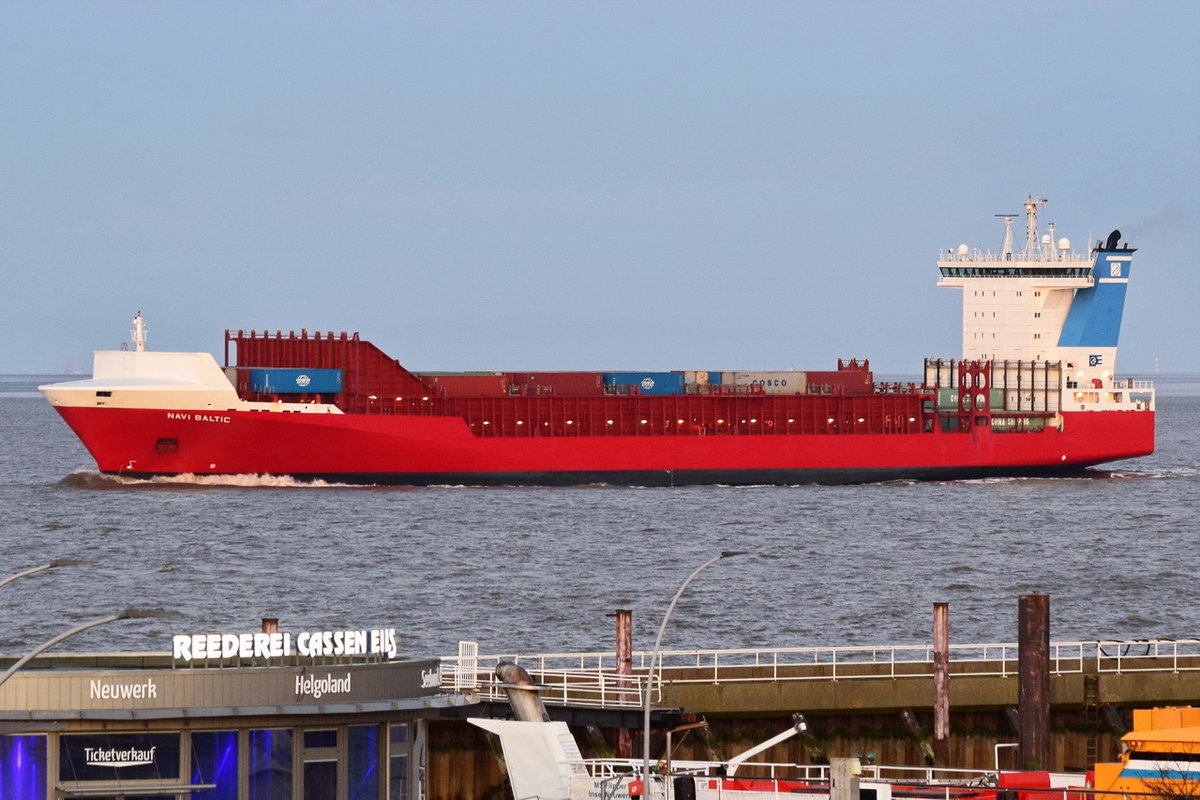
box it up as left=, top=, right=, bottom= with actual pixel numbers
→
left=642, top=551, right=745, bottom=797
left=0, top=560, right=91, bottom=590
left=0, top=608, right=177, bottom=690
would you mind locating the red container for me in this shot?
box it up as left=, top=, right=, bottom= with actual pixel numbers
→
left=507, top=372, right=604, bottom=396
left=805, top=370, right=875, bottom=395
left=421, top=373, right=510, bottom=397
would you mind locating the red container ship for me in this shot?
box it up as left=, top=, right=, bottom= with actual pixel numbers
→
left=41, top=198, right=1155, bottom=486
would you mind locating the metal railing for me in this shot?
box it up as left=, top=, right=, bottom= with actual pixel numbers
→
left=439, top=639, right=1200, bottom=707
left=936, top=250, right=1093, bottom=265
left=581, top=757, right=999, bottom=784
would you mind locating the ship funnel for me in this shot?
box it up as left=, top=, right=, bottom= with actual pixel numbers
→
left=495, top=661, right=551, bottom=722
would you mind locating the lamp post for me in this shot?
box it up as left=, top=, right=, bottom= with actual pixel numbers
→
left=642, top=551, right=745, bottom=797
left=0, top=608, right=177, bottom=690
left=0, top=560, right=91, bottom=590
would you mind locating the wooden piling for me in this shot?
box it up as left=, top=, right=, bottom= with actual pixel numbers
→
left=933, top=602, right=950, bottom=762
left=613, top=609, right=633, bottom=758
left=1018, top=594, right=1050, bottom=770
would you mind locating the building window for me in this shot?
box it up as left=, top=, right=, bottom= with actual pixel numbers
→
left=389, top=724, right=409, bottom=800
left=249, top=729, right=293, bottom=800
left=302, top=729, right=339, bottom=800
left=192, top=731, right=238, bottom=800
left=348, top=726, right=379, bottom=800
left=303, top=730, right=337, bottom=749
left=0, top=735, right=47, bottom=800
left=60, top=732, right=180, bottom=783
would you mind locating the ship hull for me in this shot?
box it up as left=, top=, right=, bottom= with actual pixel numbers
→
left=52, top=405, right=1155, bottom=486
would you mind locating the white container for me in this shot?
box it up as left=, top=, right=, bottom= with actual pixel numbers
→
left=723, top=371, right=807, bottom=394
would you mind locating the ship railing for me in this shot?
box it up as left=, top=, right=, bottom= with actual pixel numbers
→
left=936, top=249, right=1093, bottom=265
left=582, top=757, right=997, bottom=785
left=440, top=639, right=1200, bottom=706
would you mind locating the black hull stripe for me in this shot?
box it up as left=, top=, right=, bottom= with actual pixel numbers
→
left=113, top=464, right=1102, bottom=487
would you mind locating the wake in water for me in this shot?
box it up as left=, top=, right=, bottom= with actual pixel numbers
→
left=1106, top=466, right=1199, bottom=479
left=57, top=471, right=373, bottom=490
left=930, top=468, right=1185, bottom=486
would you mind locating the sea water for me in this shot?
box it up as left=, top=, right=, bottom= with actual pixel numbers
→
left=1, top=374, right=1196, bottom=660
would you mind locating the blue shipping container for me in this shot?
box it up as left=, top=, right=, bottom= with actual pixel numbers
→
left=603, top=372, right=685, bottom=395
left=249, top=368, right=343, bottom=394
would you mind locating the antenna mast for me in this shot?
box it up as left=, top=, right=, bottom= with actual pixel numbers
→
left=131, top=312, right=147, bottom=352
left=1024, top=195, right=1047, bottom=257
left=995, top=214, right=1017, bottom=258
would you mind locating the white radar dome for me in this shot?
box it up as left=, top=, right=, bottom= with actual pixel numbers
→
left=1057, top=237, right=1071, bottom=250
left=1042, top=234, right=1051, bottom=245
left=957, top=243, right=969, bottom=256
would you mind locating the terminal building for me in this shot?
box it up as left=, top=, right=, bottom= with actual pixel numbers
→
left=0, top=624, right=471, bottom=799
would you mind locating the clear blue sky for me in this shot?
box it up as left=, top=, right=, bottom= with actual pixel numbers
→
left=3, top=0, right=1197, bottom=375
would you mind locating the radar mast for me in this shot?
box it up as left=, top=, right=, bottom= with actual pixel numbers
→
left=131, top=312, right=147, bottom=352
left=1024, top=195, right=1047, bottom=257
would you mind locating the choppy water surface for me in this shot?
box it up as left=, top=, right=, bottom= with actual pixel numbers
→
left=2, top=374, right=1196, bottom=659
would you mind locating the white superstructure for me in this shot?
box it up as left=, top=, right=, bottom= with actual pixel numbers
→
left=39, top=319, right=343, bottom=415
left=935, top=196, right=1153, bottom=413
